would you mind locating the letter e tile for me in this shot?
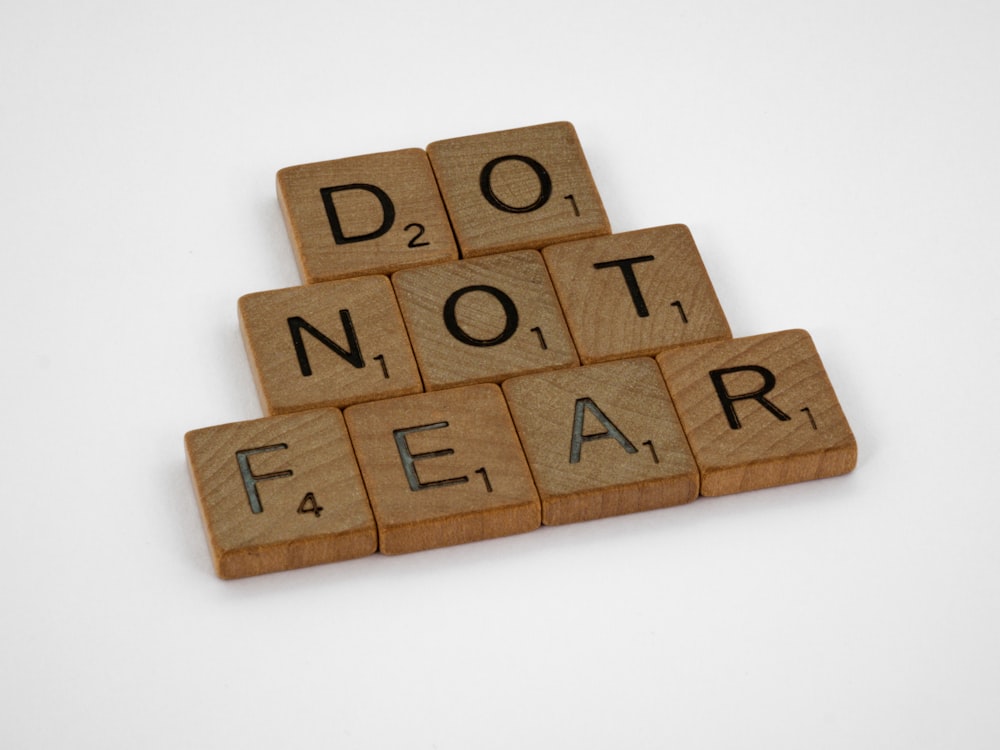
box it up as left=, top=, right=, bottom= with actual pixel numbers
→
left=239, top=275, right=423, bottom=414
left=276, top=149, right=458, bottom=283
left=656, top=329, right=857, bottom=496
left=343, top=384, right=540, bottom=554
left=427, top=122, right=610, bottom=257
left=503, top=358, right=699, bottom=525
left=184, top=409, right=376, bottom=579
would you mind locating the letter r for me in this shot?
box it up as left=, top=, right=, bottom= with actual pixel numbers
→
left=709, top=365, right=792, bottom=429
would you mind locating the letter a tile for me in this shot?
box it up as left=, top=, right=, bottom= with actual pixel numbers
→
left=427, top=122, right=611, bottom=257
left=503, top=358, right=699, bottom=525
left=343, top=384, right=540, bottom=554
left=543, top=224, right=732, bottom=363
left=656, top=329, right=857, bottom=496
left=277, top=149, right=458, bottom=283
left=239, top=275, right=423, bottom=414
left=185, top=409, right=376, bottom=579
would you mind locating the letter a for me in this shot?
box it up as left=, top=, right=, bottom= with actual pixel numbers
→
left=569, top=397, right=638, bottom=464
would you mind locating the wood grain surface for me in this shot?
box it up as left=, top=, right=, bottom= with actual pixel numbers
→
left=543, top=224, right=732, bottom=363
left=427, top=122, right=610, bottom=257
left=277, top=148, right=458, bottom=283
left=391, top=249, right=579, bottom=390
left=186, top=123, right=858, bottom=577
left=656, top=329, right=857, bottom=495
left=503, top=358, right=700, bottom=525
left=343, top=384, right=540, bottom=554
left=184, top=408, right=376, bottom=578
left=239, top=275, right=423, bottom=414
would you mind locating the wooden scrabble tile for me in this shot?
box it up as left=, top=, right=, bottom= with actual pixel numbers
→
left=277, top=148, right=459, bottom=283
left=184, top=409, right=376, bottom=578
left=343, top=384, right=540, bottom=554
left=542, top=224, right=732, bottom=363
left=656, top=329, right=857, bottom=496
left=391, top=249, right=579, bottom=391
left=503, top=358, right=699, bottom=525
left=426, top=122, right=610, bottom=257
left=239, top=275, right=423, bottom=414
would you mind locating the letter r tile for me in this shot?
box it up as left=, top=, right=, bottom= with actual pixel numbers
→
left=184, top=409, right=376, bottom=579
left=343, top=384, right=540, bottom=554
left=427, top=122, right=611, bottom=257
left=239, top=275, right=423, bottom=415
left=656, top=329, right=857, bottom=496
left=503, top=358, right=699, bottom=525
left=276, top=148, right=458, bottom=283
left=543, top=224, right=732, bottom=363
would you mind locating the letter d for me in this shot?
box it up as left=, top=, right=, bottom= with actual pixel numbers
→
left=319, top=183, right=396, bottom=244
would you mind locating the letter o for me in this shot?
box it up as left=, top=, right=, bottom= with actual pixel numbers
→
left=478, top=155, right=552, bottom=214
left=443, top=285, right=520, bottom=347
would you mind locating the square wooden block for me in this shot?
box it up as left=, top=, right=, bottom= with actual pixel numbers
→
left=543, top=224, right=732, bottom=363
left=503, top=358, right=699, bottom=525
left=391, top=249, right=579, bottom=391
left=343, top=384, right=540, bottom=555
left=277, top=148, right=458, bottom=283
left=656, top=329, right=857, bottom=496
left=239, top=275, right=423, bottom=414
left=185, top=409, right=376, bottom=579
left=427, top=121, right=610, bottom=257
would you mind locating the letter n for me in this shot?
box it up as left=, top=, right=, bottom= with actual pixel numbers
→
left=287, top=312, right=364, bottom=376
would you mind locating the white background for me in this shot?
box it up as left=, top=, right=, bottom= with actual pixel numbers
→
left=3, top=1, right=999, bottom=747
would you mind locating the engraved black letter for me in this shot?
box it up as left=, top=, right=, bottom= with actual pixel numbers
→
left=479, top=155, right=552, bottom=213
left=593, top=255, right=656, bottom=318
left=393, top=422, right=469, bottom=491
left=320, top=183, right=395, bottom=244
left=287, top=313, right=365, bottom=375
left=235, top=444, right=292, bottom=514
left=442, top=285, right=519, bottom=347
left=569, top=397, right=638, bottom=464
left=709, top=365, right=792, bottom=429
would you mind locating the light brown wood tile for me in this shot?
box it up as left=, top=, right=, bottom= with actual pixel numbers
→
left=343, top=384, right=540, bottom=554
left=391, top=249, right=579, bottom=391
left=185, top=409, right=376, bottom=579
left=543, top=224, right=732, bottom=363
left=502, top=358, right=699, bottom=525
left=277, top=148, right=458, bottom=283
left=239, top=275, right=423, bottom=414
left=426, top=122, right=610, bottom=257
left=656, top=329, right=857, bottom=496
